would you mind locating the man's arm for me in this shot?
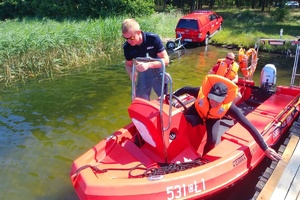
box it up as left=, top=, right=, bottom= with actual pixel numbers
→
left=227, top=104, right=268, bottom=150
left=125, top=60, right=136, bottom=81
left=157, top=49, right=170, bottom=68
left=227, top=103, right=282, bottom=161
left=134, top=50, right=169, bottom=72
left=125, top=49, right=169, bottom=78
left=173, top=86, right=200, bottom=98
left=209, top=63, right=219, bottom=74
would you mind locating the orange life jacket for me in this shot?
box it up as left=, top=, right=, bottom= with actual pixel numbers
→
left=215, top=59, right=239, bottom=81
left=194, top=75, right=238, bottom=121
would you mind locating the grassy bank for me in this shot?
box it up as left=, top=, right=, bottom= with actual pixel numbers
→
left=1, top=8, right=300, bottom=84
left=212, top=8, right=300, bottom=47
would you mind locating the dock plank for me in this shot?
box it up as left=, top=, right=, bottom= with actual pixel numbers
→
left=286, top=168, right=300, bottom=200
left=256, top=134, right=299, bottom=200
left=270, top=139, right=300, bottom=200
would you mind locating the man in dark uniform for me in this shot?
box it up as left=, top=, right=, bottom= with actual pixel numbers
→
left=122, top=18, right=169, bottom=100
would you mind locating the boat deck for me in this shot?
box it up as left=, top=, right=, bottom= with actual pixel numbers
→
left=254, top=117, right=300, bottom=200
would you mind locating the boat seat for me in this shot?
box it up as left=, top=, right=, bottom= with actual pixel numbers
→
left=204, top=139, right=243, bottom=161
left=101, top=140, right=140, bottom=164
left=255, top=93, right=295, bottom=115
left=221, top=112, right=272, bottom=146
left=128, top=98, right=200, bottom=163
left=121, top=139, right=156, bottom=167
left=222, top=93, right=295, bottom=146
left=128, top=98, right=168, bottom=163
left=166, top=115, right=200, bottom=163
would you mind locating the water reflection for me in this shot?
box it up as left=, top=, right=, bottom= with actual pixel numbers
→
left=0, top=45, right=296, bottom=200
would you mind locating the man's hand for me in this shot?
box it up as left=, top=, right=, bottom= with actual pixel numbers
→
left=135, top=61, right=150, bottom=72
left=264, top=147, right=282, bottom=161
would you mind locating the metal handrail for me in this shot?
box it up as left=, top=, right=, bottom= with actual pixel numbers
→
left=131, top=55, right=173, bottom=130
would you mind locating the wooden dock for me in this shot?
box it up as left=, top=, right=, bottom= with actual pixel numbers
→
left=254, top=117, right=300, bottom=200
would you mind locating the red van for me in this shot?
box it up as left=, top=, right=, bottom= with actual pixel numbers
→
left=174, top=10, right=223, bottom=46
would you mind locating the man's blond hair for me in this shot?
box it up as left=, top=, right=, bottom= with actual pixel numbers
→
left=122, top=18, right=140, bottom=33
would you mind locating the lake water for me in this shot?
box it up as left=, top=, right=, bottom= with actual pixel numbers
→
left=0, top=45, right=297, bottom=200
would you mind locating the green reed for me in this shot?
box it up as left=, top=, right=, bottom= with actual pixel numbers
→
left=0, top=13, right=180, bottom=84
left=0, top=17, right=123, bottom=83
left=1, top=9, right=299, bottom=84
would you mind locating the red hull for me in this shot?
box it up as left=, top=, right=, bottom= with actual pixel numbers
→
left=70, top=82, right=300, bottom=200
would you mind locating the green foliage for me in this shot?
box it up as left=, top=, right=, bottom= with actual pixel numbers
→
left=0, top=0, right=155, bottom=20
left=118, top=0, right=155, bottom=17
left=165, top=5, right=178, bottom=14
left=134, top=12, right=181, bottom=39
left=211, top=9, right=299, bottom=47
left=0, top=17, right=124, bottom=83
left=1, top=8, right=300, bottom=84
left=0, top=12, right=179, bottom=83
left=270, top=8, right=290, bottom=22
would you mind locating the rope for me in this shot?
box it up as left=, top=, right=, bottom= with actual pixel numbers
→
left=71, top=157, right=210, bottom=181
left=129, top=157, right=210, bottom=178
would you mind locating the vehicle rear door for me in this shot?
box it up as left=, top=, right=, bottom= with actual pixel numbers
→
left=175, top=19, right=200, bottom=43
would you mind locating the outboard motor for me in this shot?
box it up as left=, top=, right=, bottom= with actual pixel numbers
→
left=260, top=64, right=277, bottom=92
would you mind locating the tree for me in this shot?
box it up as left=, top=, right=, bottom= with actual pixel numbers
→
left=261, top=0, right=266, bottom=11
left=0, top=0, right=155, bottom=20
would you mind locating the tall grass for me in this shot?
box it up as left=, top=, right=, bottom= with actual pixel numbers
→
left=0, top=9, right=299, bottom=84
left=0, top=17, right=125, bottom=83
left=0, top=13, right=180, bottom=84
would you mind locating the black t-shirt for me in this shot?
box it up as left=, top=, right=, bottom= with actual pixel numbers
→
left=123, top=32, right=165, bottom=61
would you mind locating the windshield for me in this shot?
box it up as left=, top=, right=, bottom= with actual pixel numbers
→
left=176, top=19, right=199, bottom=30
